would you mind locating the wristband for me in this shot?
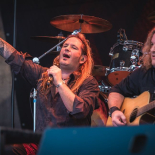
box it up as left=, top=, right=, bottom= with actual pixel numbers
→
left=56, top=80, right=65, bottom=88
left=109, top=106, right=120, bottom=117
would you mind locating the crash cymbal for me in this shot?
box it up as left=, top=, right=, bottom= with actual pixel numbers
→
left=147, top=11, right=155, bottom=23
left=31, top=36, right=66, bottom=43
left=92, top=65, right=108, bottom=76
left=50, top=14, right=112, bottom=33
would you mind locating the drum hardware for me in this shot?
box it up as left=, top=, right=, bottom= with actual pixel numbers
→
left=109, top=40, right=143, bottom=57
left=98, top=80, right=111, bottom=94
left=130, top=49, right=140, bottom=66
left=106, top=29, right=144, bottom=86
left=109, top=51, right=113, bottom=56
left=120, top=60, right=125, bottom=67
left=129, top=65, right=141, bottom=71
left=106, top=29, right=143, bottom=85
left=50, top=14, right=112, bottom=34
left=105, top=67, right=110, bottom=75
left=109, top=42, right=119, bottom=56
left=123, top=46, right=128, bottom=51
left=99, top=85, right=111, bottom=94
left=123, top=44, right=135, bottom=51
left=117, top=28, right=128, bottom=43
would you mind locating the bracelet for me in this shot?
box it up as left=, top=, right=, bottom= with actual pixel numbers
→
left=56, top=80, right=65, bottom=88
left=109, top=106, right=120, bottom=117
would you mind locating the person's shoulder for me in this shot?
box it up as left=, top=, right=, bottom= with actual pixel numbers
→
left=79, top=75, right=99, bottom=92
left=130, top=66, right=146, bottom=75
left=84, top=75, right=98, bottom=85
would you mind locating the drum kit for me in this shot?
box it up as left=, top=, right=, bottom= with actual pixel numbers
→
left=32, top=14, right=144, bottom=126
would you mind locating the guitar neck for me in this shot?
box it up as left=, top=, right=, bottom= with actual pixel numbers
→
left=137, top=100, right=155, bottom=116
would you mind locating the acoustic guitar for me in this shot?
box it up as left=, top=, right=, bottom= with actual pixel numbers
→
left=106, top=91, right=155, bottom=126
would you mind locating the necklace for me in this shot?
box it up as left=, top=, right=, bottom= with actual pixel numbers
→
left=62, top=78, right=70, bottom=84
left=62, top=78, right=70, bottom=81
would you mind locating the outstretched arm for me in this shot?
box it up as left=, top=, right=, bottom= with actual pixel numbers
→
left=0, top=38, right=16, bottom=59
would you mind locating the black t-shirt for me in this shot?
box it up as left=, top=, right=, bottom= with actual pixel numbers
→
left=110, top=67, right=155, bottom=99
left=110, top=66, right=155, bottom=115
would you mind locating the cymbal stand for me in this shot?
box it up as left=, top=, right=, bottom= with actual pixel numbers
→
left=57, top=32, right=64, bottom=52
left=78, top=14, right=83, bottom=32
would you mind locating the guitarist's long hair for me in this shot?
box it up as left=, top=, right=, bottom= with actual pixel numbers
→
left=142, top=27, right=155, bottom=70
left=38, top=33, right=94, bottom=95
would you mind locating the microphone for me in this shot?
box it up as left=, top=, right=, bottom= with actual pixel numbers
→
left=46, top=60, right=59, bottom=86
left=47, top=75, right=53, bottom=86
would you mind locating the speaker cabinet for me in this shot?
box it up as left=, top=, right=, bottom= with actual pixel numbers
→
left=38, top=125, right=155, bottom=155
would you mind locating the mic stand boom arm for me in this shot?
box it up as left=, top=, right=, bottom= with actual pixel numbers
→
left=33, top=29, right=81, bottom=64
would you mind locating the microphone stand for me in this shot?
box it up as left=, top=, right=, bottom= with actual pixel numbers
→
left=32, top=29, right=81, bottom=132
left=30, top=88, right=37, bottom=132
left=11, top=0, right=17, bottom=129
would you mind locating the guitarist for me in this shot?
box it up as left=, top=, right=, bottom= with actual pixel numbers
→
left=108, top=27, right=155, bottom=126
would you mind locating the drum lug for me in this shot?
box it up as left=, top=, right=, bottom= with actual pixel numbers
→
left=130, top=49, right=139, bottom=66
left=129, top=65, right=141, bottom=71
left=123, top=45, right=128, bottom=51
left=120, top=60, right=125, bottom=67
left=109, top=51, right=113, bottom=56
left=98, top=80, right=111, bottom=93
left=105, top=67, right=110, bottom=76
left=129, top=65, right=136, bottom=71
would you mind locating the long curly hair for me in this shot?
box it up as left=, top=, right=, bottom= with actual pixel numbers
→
left=142, top=27, right=155, bottom=70
left=38, top=33, right=94, bottom=94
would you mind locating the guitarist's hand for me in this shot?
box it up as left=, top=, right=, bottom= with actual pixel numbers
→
left=112, top=111, right=126, bottom=126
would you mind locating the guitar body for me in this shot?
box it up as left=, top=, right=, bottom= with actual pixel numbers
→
left=106, top=91, right=155, bottom=126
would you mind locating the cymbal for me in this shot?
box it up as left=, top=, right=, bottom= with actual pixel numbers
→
left=92, top=65, right=108, bottom=76
left=31, top=36, right=66, bottom=43
left=50, top=14, right=112, bottom=33
left=147, top=11, right=155, bottom=23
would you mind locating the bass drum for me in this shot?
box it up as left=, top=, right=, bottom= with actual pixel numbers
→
left=106, top=40, right=143, bottom=85
left=91, top=92, right=109, bottom=126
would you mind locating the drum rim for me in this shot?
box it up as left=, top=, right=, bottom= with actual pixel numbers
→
left=106, top=65, right=141, bottom=74
left=108, top=67, right=130, bottom=72
left=123, top=40, right=143, bottom=46
left=110, top=40, right=143, bottom=52
left=99, top=85, right=111, bottom=92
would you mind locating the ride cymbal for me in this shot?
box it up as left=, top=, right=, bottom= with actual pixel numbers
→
left=50, top=14, right=112, bottom=33
left=31, top=36, right=66, bottom=43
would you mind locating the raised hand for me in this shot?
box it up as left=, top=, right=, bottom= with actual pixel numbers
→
left=0, top=38, right=16, bottom=59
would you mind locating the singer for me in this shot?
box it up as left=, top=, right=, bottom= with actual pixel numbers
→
left=0, top=33, right=100, bottom=154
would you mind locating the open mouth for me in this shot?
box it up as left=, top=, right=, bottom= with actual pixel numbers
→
left=63, top=53, right=70, bottom=59
left=151, top=54, right=155, bottom=59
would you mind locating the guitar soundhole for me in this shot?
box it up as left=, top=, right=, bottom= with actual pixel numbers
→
left=130, top=108, right=138, bottom=123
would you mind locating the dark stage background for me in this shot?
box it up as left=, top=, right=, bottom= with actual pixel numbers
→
left=0, top=0, right=155, bottom=130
